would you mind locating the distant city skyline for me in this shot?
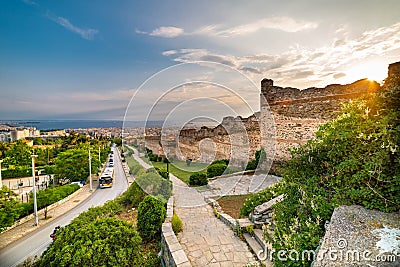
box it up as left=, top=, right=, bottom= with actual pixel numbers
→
left=1, top=0, right=400, bottom=121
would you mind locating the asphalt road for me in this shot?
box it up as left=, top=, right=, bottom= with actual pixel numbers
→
left=0, top=146, right=129, bottom=267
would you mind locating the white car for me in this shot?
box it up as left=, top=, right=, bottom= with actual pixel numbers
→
left=70, top=181, right=83, bottom=188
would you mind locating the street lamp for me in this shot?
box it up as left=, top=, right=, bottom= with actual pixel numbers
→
left=31, top=155, right=38, bottom=226
left=0, top=159, right=3, bottom=188
left=98, top=146, right=101, bottom=164
left=89, top=148, right=92, bottom=191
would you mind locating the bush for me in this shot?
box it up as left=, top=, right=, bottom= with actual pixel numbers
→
left=246, top=225, right=254, bottom=237
left=119, top=181, right=146, bottom=207
left=207, top=163, right=227, bottom=178
left=245, top=159, right=257, bottom=170
left=2, top=167, right=31, bottom=178
left=211, top=159, right=229, bottom=165
left=37, top=217, right=146, bottom=267
left=189, top=172, right=208, bottom=186
left=171, top=213, right=183, bottom=234
left=136, top=172, right=172, bottom=200
left=245, top=148, right=266, bottom=170
left=240, top=182, right=285, bottom=216
left=157, top=168, right=169, bottom=179
left=137, top=196, right=166, bottom=242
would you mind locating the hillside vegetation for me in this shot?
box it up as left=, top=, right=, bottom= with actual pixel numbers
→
left=241, top=74, right=400, bottom=266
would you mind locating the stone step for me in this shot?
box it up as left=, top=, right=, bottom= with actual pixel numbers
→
left=254, top=229, right=269, bottom=250
left=238, top=218, right=253, bottom=228
left=243, top=233, right=273, bottom=267
left=243, top=233, right=263, bottom=256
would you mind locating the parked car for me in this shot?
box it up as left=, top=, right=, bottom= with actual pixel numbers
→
left=70, top=181, right=83, bottom=188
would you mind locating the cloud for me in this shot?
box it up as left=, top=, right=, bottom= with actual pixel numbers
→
left=139, top=16, right=317, bottom=39
left=333, top=73, right=346, bottom=79
left=162, top=22, right=400, bottom=88
left=214, top=17, right=318, bottom=36
left=46, top=12, right=98, bottom=40
left=137, top=26, right=184, bottom=38
left=162, top=50, right=178, bottom=56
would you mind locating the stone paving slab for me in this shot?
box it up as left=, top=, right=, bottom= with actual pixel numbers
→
left=170, top=175, right=257, bottom=266
left=201, top=174, right=281, bottom=198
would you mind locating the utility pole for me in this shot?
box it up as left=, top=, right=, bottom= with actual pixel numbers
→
left=98, top=146, right=101, bottom=164
left=31, top=155, right=38, bottom=226
left=89, top=148, right=92, bottom=191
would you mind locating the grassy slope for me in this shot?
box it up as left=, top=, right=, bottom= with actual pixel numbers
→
left=149, top=160, right=208, bottom=184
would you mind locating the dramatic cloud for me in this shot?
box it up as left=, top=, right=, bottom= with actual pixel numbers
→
left=46, top=12, right=98, bottom=40
left=162, top=22, right=400, bottom=88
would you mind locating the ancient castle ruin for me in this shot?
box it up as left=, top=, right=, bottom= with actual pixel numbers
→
left=144, top=62, right=400, bottom=167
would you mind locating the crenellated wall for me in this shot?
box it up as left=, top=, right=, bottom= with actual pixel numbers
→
left=144, top=76, right=381, bottom=165
left=260, top=78, right=380, bottom=159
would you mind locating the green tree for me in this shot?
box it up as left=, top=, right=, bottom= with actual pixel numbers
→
left=0, top=186, right=23, bottom=232
left=0, top=142, right=10, bottom=159
left=4, top=141, right=32, bottom=167
left=54, top=147, right=100, bottom=183
left=137, top=196, right=166, bottom=242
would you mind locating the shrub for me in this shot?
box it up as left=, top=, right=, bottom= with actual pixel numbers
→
left=171, top=213, right=183, bottom=234
left=207, top=163, right=227, bottom=178
left=2, top=167, right=31, bottom=179
left=157, top=168, right=169, bottom=179
left=245, top=148, right=266, bottom=170
left=37, top=217, right=145, bottom=267
left=211, top=159, right=229, bottom=165
left=245, top=159, right=257, bottom=170
left=189, top=172, right=208, bottom=186
left=136, top=172, right=172, bottom=200
left=119, top=181, right=146, bottom=207
left=233, top=219, right=243, bottom=239
left=246, top=225, right=254, bottom=237
left=137, top=196, right=166, bottom=242
left=240, top=182, right=285, bottom=216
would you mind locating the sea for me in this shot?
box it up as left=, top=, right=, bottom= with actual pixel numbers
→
left=0, top=120, right=164, bottom=130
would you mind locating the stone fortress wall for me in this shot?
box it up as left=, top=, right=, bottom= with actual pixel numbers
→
left=260, top=78, right=380, bottom=159
left=144, top=62, right=400, bottom=165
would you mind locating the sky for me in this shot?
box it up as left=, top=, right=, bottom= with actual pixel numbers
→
left=1, top=0, right=400, bottom=122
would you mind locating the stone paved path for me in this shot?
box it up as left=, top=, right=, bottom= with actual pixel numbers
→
left=201, top=173, right=281, bottom=199
left=171, top=175, right=256, bottom=266
left=128, top=146, right=258, bottom=266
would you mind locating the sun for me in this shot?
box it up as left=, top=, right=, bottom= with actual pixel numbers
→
left=345, top=61, right=388, bottom=83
